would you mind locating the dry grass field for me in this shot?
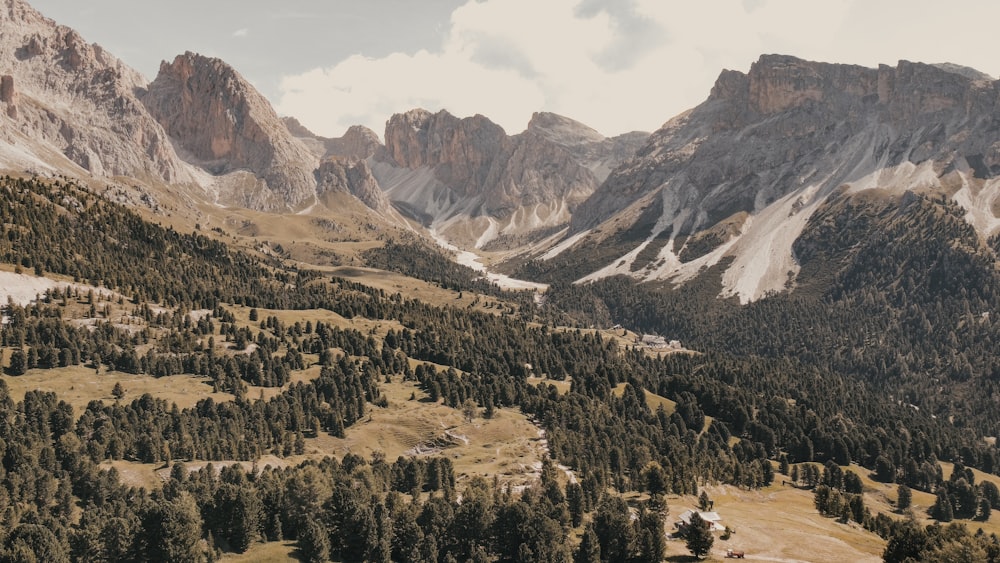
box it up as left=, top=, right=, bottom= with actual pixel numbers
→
left=664, top=482, right=884, bottom=562
left=306, top=379, right=551, bottom=489
left=219, top=541, right=301, bottom=562
left=612, top=382, right=679, bottom=415
left=1, top=366, right=233, bottom=416
left=4, top=262, right=991, bottom=563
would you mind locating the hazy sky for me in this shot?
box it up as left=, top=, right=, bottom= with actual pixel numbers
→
left=28, top=0, right=1000, bottom=139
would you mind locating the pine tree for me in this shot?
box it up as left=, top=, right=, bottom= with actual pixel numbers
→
left=6, top=348, right=25, bottom=376
left=930, top=490, right=954, bottom=522
left=298, top=517, right=330, bottom=563
left=574, top=522, right=601, bottom=563
left=897, top=484, right=912, bottom=511
left=684, top=512, right=714, bottom=559
left=976, top=496, right=991, bottom=522
left=594, top=496, right=636, bottom=562
left=698, top=490, right=712, bottom=511
left=566, top=482, right=585, bottom=527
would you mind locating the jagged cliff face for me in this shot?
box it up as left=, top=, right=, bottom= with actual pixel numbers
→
left=0, top=0, right=409, bottom=226
left=552, top=55, right=1000, bottom=302
left=382, top=109, right=509, bottom=201
left=0, top=0, right=186, bottom=181
left=375, top=108, right=647, bottom=249
left=283, top=118, right=381, bottom=161
left=142, top=52, right=319, bottom=210
left=527, top=111, right=649, bottom=182
left=316, top=157, right=395, bottom=217
left=324, top=125, right=381, bottom=160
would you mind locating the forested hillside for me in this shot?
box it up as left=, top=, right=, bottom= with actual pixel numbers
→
left=1, top=176, right=999, bottom=561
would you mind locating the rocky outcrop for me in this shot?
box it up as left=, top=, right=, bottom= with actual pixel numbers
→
left=282, top=119, right=381, bottom=161
left=574, top=54, right=1000, bottom=233
left=0, top=0, right=187, bottom=180
left=526, top=111, right=647, bottom=182
left=325, top=125, right=381, bottom=160
left=142, top=52, right=318, bottom=210
left=382, top=109, right=509, bottom=200
left=0, top=74, right=16, bottom=117
left=553, top=54, right=1000, bottom=302
left=376, top=108, right=641, bottom=248
left=316, top=157, right=394, bottom=215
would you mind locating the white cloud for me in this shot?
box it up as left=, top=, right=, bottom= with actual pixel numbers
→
left=232, top=28, right=249, bottom=38
left=276, top=0, right=1000, bottom=140
left=277, top=0, right=638, bottom=139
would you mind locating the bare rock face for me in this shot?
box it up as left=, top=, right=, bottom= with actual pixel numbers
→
left=283, top=119, right=381, bottom=162
left=377, top=108, right=641, bottom=248
left=0, top=74, right=16, bottom=117
left=527, top=111, right=648, bottom=182
left=574, top=54, right=1000, bottom=233
left=556, top=54, right=1000, bottom=302
left=383, top=109, right=509, bottom=200
left=0, top=0, right=186, bottom=180
left=325, top=125, right=381, bottom=160
left=142, top=52, right=318, bottom=210
left=316, top=157, right=393, bottom=215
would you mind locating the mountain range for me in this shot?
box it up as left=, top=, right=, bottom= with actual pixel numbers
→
left=7, top=1, right=1000, bottom=560
left=3, top=0, right=1000, bottom=307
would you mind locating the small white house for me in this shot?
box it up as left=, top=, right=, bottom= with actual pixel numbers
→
left=676, top=509, right=725, bottom=532
left=640, top=334, right=668, bottom=348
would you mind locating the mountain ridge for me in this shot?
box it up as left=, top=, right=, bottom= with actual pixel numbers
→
left=536, top=54, right=1000, bottom=302
left=4, top=0, right=1000, bottom=308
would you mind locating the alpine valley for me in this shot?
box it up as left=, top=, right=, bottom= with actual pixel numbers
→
left=2, top=0, right=1000, bottom=561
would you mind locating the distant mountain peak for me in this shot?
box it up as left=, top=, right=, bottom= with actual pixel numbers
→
left=527, top=112, right=605, bottom=145
left=142, top=50, right=319, bottom=210
left=930, top=62, right=993, bottom=81
left=555, top=54, right=1000, bottom=302
left=0, top=0, right=184, bottom=180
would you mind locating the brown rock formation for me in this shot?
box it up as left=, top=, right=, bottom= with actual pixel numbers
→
left=1, top=74, right=16, bottom=117
left=0, top=0, right=186, bottom=180
left=325, top=125, right=381, bottom=160
left=142, top=51, right=318, bottom=210
left=316, top=157, right=393, bottom=215
left=573, top=54, right=1000, bottom=232
left=526, top=111, right=647, bottom=182
left=383, top=109, right=509, bottom=199
left=377, top=108, right=643, bottom=246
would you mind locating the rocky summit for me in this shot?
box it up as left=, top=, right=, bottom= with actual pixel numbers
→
left=141, top=52, right=319, bottom=211
left=0, top=0, right=186, bottom=182
left=3, top=0, right=1000, bottom=308
left=542, top=54, right=1000, bottom=302
left=373, top=108, right=646, bottom=250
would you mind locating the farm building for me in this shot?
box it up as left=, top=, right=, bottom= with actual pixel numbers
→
left=638, top=334, right=684, bottom=350
left=676, top=509, right=725, bottom=532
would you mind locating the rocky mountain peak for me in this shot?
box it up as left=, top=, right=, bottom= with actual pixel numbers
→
left=707, top=54, right=996, bottom=125
left=283, top=119, right=382, bottom=161
left=327, top=125, right=381, bottom=160
left=2, top=0, right=42, bottom=25
left=559, top=54, right=1000, bottom=302
left=382, top=108, right=508, bottom=196
left=281, top=116, right=316, bottom=138
left=142, top=51, right=318, bottom=210
left=374, top=107, right=644, bottom=250
left=527, top=112, right=605, bottom=145
left=931, top=62, right=994, bottom=82
left=316, top=156, right=394, bottom=216
left=0, top=0, right=184, bottom=181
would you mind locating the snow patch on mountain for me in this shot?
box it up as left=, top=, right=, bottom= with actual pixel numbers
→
left=427, top=228, right=548, bottom=292
left=953, top=174, right=1000, bottom=237
left=541, top=229, right=591, bottom=260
